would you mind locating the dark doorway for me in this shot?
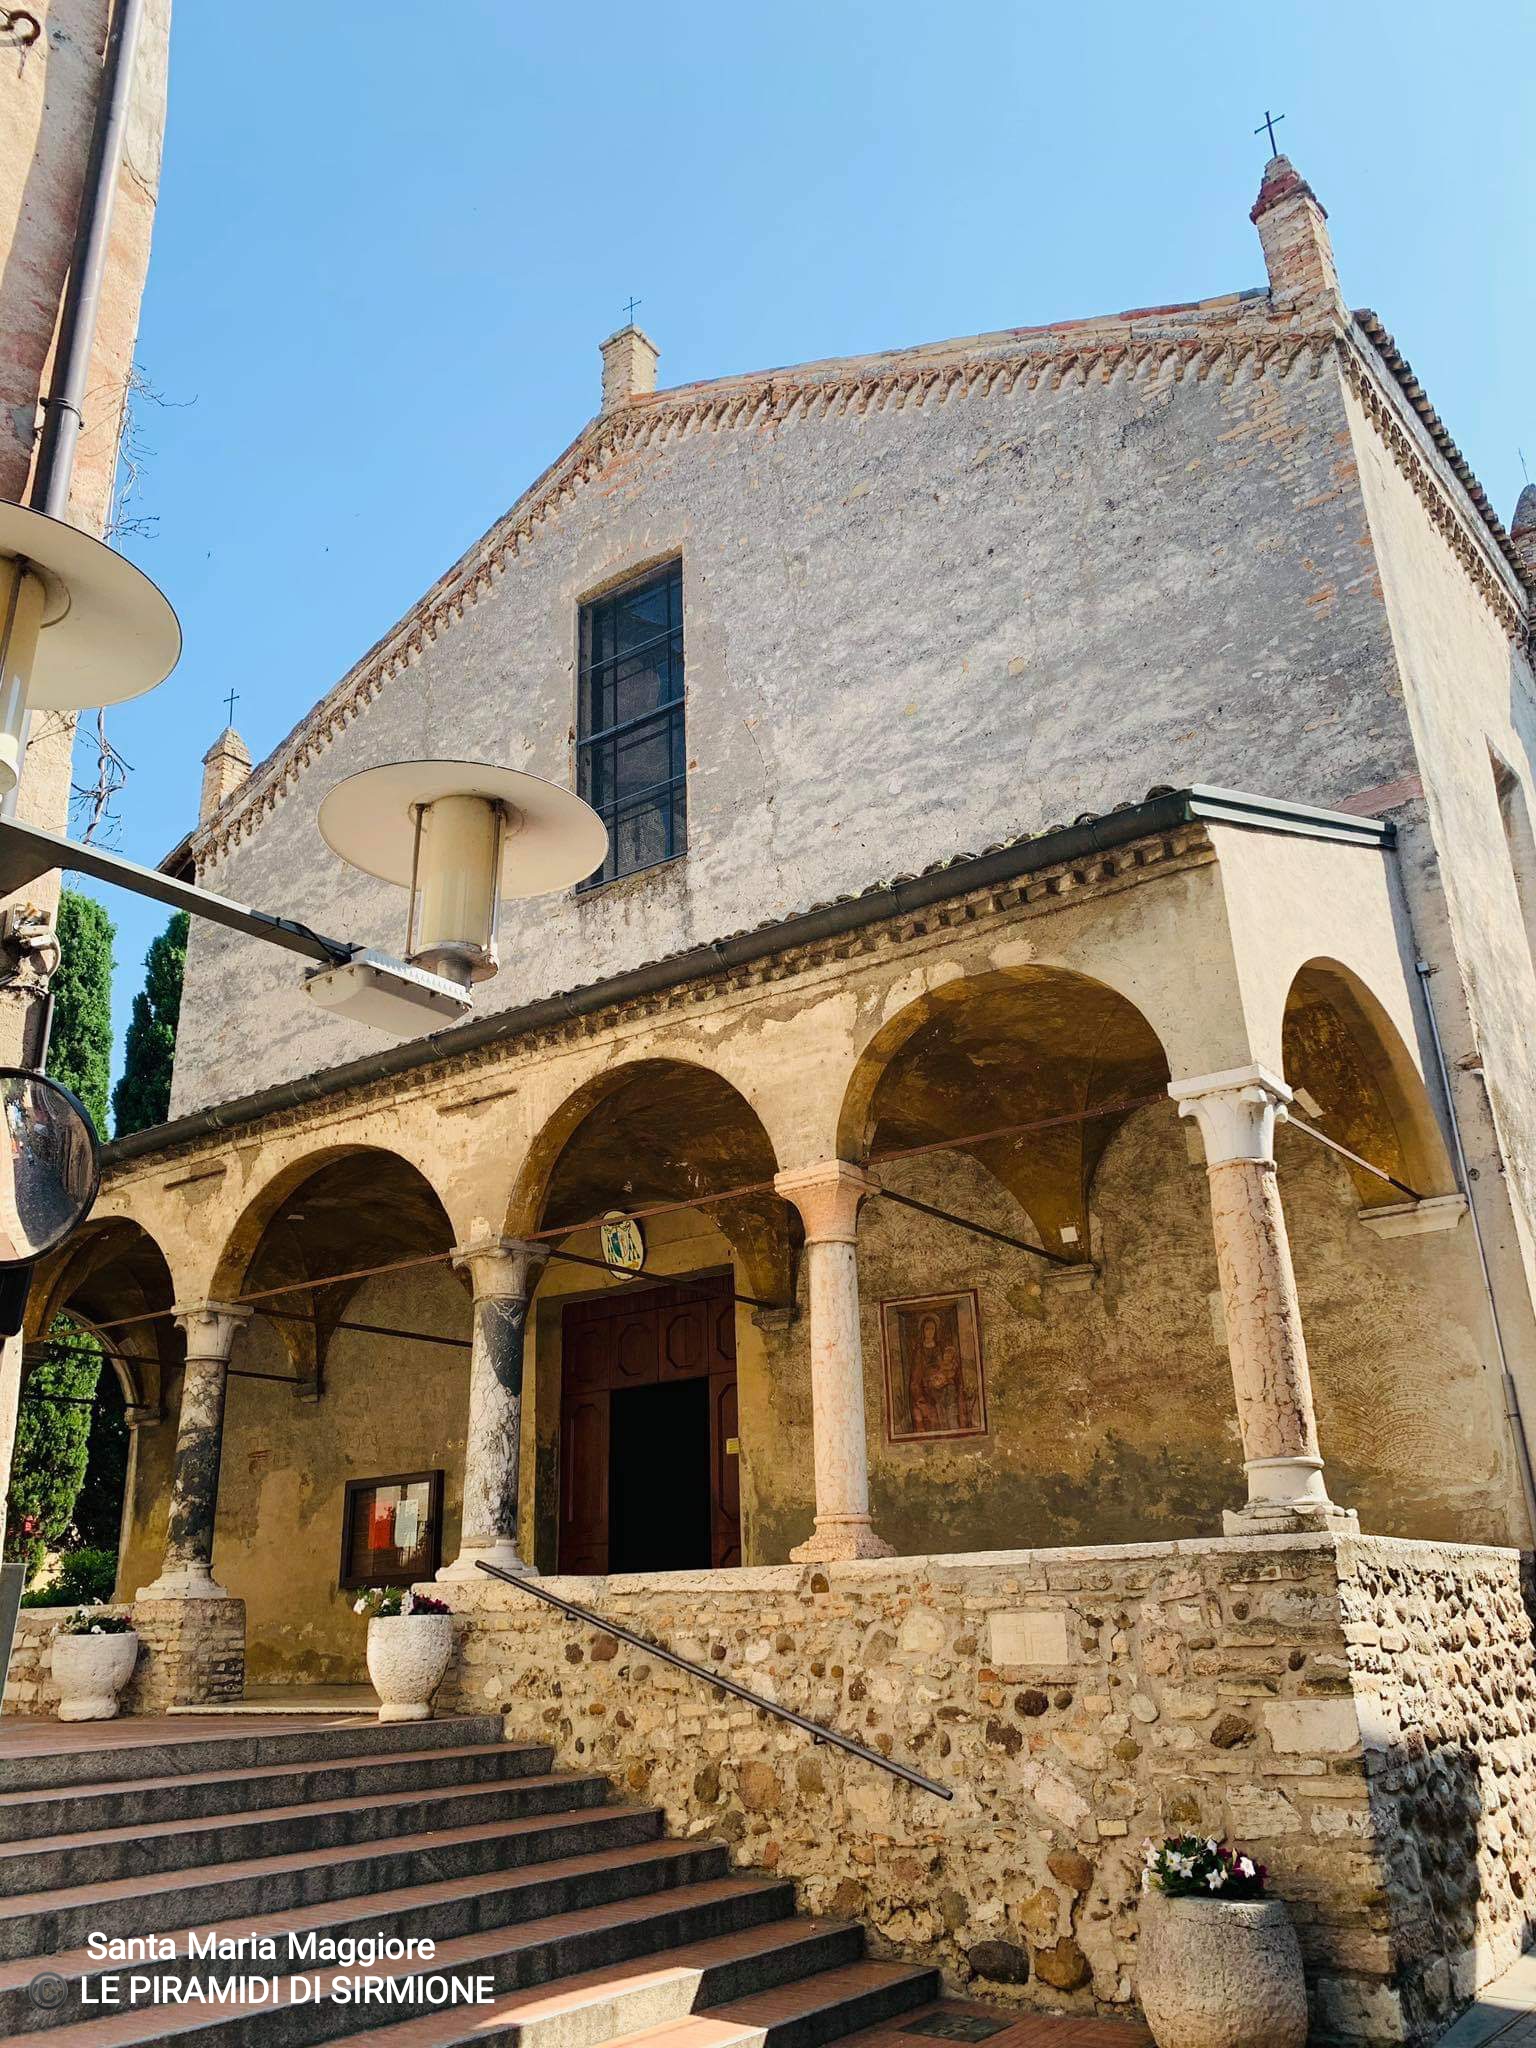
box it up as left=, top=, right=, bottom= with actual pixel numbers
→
left=559, top=1273, right=741, bottom=1573
left=609, top=1379, right=710, bottom=1572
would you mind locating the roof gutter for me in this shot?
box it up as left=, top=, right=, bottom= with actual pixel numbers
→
left=103, top=785, right=1392, bottom=1170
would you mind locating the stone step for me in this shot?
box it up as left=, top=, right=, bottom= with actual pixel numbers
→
left=0, top=1804, right=668, bottom=1962
left=0, top=1773, right=610, bottom=1897
left=704, top=1960, right=945, bottom=2048
left=605, top=1961, right=944, bottom=2048
left=0, top=1837, right=736, bottom=2032
left=0, top=1744, right=555, bottom=1843
left=0, top=1718, right=506, bottom=1796
left=214, top=1920, right=884, bottom=2048
left=2, top=1878, right=834, bottom=2048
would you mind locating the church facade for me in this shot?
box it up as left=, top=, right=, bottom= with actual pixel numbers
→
left=11, top=155, right=1536, bottom=2041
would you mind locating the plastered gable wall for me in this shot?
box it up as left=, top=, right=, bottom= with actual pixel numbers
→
left=171, top=343, right=1414, bottom=1114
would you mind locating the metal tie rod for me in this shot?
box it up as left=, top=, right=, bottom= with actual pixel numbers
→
left=474, top=1560, right=952, bottom=1800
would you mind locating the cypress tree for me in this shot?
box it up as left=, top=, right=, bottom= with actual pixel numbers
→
left=5, top=1319, right=102, bottom=1584
left=112, top=910, right=189, bottom=1137
left=47, top=890, right=114, bottom=1134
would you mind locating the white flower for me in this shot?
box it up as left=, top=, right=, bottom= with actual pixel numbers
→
left=353, top=1596, right=368, bottom=1614
left=1206, top=1871, right=1224, bottom=1890
left=1205, top=1838, right=1219, bottom=1853
left=1237, top=1857, right=1255, bottom=1878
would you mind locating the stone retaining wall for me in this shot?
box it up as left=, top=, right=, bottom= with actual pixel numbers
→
left=2, top=1597, right=244, bottom=1716
left=1345, top=1543, right=1536, bottom=2038
left=436, top=1532, right=1536, bottom=2046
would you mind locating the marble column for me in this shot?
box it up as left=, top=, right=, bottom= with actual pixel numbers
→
left=439, top=1237, right=546, bottom=1580
left=1169, top=1065, right=1355, bottom=1534
left=774, top=1162, right=893, bottom=1562
left=137, top=1303, right=252, bottom=1599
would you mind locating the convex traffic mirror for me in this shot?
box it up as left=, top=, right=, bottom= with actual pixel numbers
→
left=0, top=1067, right=100, bottom=1265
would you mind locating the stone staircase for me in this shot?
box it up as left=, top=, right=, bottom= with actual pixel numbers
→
left=0, top=1714, right=941, bottom=2048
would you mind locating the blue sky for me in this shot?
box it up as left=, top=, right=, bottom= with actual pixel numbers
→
left=78, top=0, right=1533, bottom=1093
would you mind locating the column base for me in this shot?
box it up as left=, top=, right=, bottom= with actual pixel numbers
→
left=135, top=1564, right=230, bottom=1601
left=437, top=1542, right=536, bottom=1584
left=1224, top=1454, right=1358, bottom=1536
left=791, top=1518, right=895, bottom=1563
left=1223, top=1500, right=1360, bottom=1537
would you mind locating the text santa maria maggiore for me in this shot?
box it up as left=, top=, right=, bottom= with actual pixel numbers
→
left=81, top=1931, right=493, bottom=2009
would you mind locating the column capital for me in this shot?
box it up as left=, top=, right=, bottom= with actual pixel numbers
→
left=774, top=1162, right=877, bottom=1243
left=452, top=1236, right=548, bottom=1297
left=1168, top=1065, right=1292, bottom=1166
left=172, top=1301, right=253, bottom=1355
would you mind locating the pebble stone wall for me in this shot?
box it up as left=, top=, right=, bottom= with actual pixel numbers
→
left=436, top=1533, right=1536, bottom=2046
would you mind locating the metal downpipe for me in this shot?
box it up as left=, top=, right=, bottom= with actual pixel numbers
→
left=30, top=0, right=148, bottom=519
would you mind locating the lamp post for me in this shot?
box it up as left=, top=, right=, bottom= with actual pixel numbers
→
left=314, top=759, right=607, bottom=995
left=0, top=502, right=180, bottom=798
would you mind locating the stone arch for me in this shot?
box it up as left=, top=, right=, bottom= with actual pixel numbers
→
left=28, top=1216, right=181, bottom=1411
left=836, top=965, right=1174, bottom=1256
left=508, top=1056, right=789, bottom=1304
left=1281, top=957, right=1456, bottom=1207
left=207, top=1144, right=460, bottom=1395
left=17, top=1220, right=181, bottom=1600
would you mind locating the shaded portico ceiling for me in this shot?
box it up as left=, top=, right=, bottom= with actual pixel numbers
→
left=229, top=1151, right=460, bottom=1385
left=1281, top=966, right=1442, bottom=1206
left=864, top=972, right=1172, bottom=1252
left=538, top=1063, right=790, bottom=1303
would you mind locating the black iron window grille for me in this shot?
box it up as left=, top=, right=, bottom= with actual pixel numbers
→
left=576, top=561, right=685, bottom=887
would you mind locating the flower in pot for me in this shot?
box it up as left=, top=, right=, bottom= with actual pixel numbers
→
left=51, top=1607, right=139, bottom=1722
left=357, top=1588, right=454, bottom=1722
left=1136, top=1836, right=1307, bottom=2048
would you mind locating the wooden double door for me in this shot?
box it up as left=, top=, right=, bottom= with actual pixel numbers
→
left=559, top=1273, right=741, bottom=1574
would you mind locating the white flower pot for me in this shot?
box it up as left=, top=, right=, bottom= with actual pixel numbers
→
left=52, top=1628, right=139, bottom=1722
left=366, top=1613, right=453, bottom=1722
left=1137, top=1892, right=1308, bottom=2048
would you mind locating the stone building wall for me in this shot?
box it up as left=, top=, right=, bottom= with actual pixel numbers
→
left=435, top=1531, right=1536, bottom=2047
left=171, top=325, right=1412, bottom=1115
left=1341, top=355, right=1536, bottom=1418
left=1342, top=1542, right=1536, bottom=2037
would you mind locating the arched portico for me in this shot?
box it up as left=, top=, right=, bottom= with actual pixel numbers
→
left=510, top=1057, right=786, bottom=1576
left=1281, top=956, right=1456, bottom=1208
left=133, top=1144, right=467, bottom=1682
left=19, top=1220, right=181, bottom=1602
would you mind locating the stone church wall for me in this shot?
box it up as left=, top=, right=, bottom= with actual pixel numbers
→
left=171, top=340, right=1412, bottom=1116
left=1341, top=363, right=1536, bottom=1410
left=436, top=1532, right=1536, bottom=2047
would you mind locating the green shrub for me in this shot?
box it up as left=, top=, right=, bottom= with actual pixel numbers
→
left=20, top=1547, right=119, bottom=1608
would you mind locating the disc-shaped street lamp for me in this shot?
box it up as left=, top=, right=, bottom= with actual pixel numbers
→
left=317, top=760, right=608, bottom=989
left=0, top=503, right=181, bottom=794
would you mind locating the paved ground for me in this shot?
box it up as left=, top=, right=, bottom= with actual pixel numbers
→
left=1439, top=1954, right=1536, bottom=2048
left=846, top=2000, right=1149, bottom=2046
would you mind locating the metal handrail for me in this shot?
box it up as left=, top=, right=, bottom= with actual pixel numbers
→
left=474, top=1559, right=953, bottom=1800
